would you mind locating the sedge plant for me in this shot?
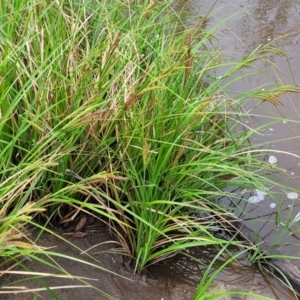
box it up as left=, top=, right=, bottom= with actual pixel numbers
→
left=0, top=0, right=300, bottom=298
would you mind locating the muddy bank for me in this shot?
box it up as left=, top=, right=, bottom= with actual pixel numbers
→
left=0, top=226, right=292, bottom=300
left=0, top=228, right=191, bottom=300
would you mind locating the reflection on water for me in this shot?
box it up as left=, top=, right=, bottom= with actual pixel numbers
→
left=151, top=246, right=249, bottom=286
left=193, top=0, right=300, bottom=250
left=168, top=0, right=300, bottom=298
left=150, top=246, right=295, bottom=299
left=245, top=0, right=299, bottom=49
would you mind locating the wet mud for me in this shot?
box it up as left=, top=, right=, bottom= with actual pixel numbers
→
left=0, top=229, right=194, bottom=300
left=0, top=228, right=290, bottom=300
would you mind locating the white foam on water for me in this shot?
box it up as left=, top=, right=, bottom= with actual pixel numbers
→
left=256, top=189, right=267, bottom=200
left=248, top=195, right=260, bottom=203
left=270, top=203, right=276, bottom=208
left=248, top=189, right=268, bottom=203
left=287, top=192, right=298, bottom=200
left=268, top=155, right=277, bottom=164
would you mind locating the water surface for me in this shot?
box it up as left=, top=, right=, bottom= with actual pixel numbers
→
left=159, top=1, right=300, bottom=298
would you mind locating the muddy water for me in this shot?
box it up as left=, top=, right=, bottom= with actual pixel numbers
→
left=151, top=1, right=300, bottom=299
left=199, top=0, right=300, bottom=249
left=150, top=246, right=294, bottom=299
left=194, top=0, right=300, bottom=250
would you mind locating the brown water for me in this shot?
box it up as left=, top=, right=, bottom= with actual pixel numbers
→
left=151, top=1, right=300, bottom=298
left=150, top=245, right=294, bottom=299
left=197, top=0, right=300, bottom=253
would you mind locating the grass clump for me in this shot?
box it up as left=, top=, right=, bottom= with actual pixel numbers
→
left=0, top=0, right=299, bottom=298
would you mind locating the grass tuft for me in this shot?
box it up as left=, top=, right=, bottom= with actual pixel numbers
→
left=0, top=0, right=299, bottom=298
